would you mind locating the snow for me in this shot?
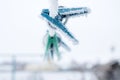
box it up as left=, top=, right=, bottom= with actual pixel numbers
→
left=0, top=0, right=120, bottom=80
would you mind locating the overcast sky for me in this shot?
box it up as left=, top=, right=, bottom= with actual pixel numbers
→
left=0, top=0, right=120, bottom=63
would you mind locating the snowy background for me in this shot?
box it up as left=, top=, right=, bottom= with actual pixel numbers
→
left=0, top=0, right=120, bottom=64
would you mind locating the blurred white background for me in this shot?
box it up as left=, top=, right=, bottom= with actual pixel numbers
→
left=0, top=0, right=120, bottom=64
